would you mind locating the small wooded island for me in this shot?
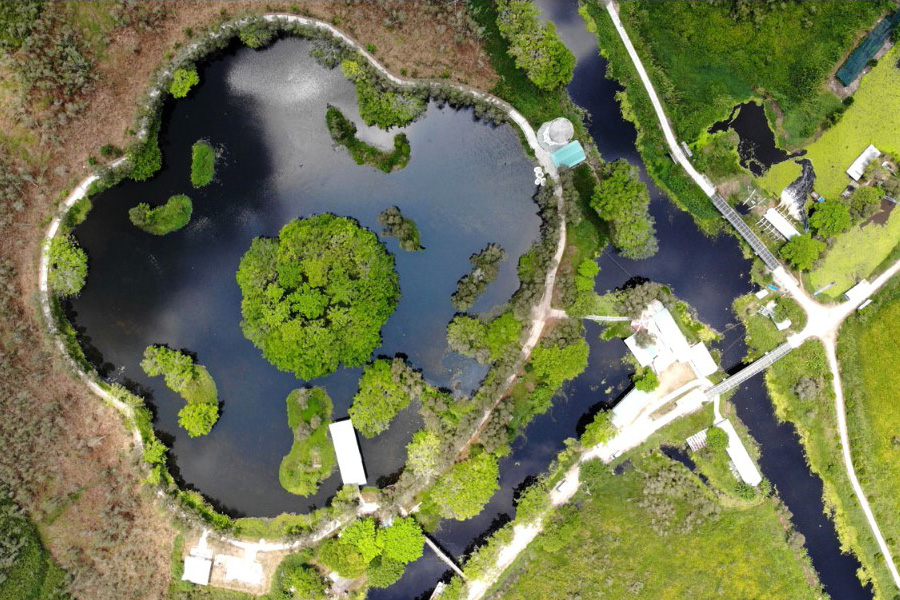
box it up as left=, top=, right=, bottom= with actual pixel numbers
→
left=236, top=213, right=400, bottom=380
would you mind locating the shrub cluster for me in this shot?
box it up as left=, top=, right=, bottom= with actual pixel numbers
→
left=140, top=345, right=219, bottom=437
left=279, top=388, right=336, bottom=496
left=168, top=67, right=199, bottom=98
left=349, top=358, right=426, bottom=438
left=378, top=206, right=422, bottom=251
left=340, top=58, right=427, bottom=129
left=591, top=159, right=658, bottom=259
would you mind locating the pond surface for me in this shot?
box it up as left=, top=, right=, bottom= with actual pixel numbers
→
left=69, top=38, right=541, bottom=517
left=708, top=101, right=803, bottom=176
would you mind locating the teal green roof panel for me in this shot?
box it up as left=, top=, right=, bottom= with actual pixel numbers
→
left=551, top=141, right=586, bottom=168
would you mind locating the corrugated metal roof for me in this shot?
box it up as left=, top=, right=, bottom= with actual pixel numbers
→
left=763, top=208, right=800, bottom=239
left=329, top=420, right=367, bottom=485
left=550, top=141, right=586, bottom=168
left=847, top=144, right=881, bottom=181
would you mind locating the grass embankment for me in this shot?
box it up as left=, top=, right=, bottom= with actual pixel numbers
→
left=129, top=194, right=193, bottom=235
left=0, top=488, right=68, bottom=600
left=492, top=450, right=822, bottom=600
left=761, top=46, right=900, bottom=201
left=607, top=1, right=887, bottom=147
left=767, top=340, right=895, bottom=598
left=325, top=106, right=410, bottom=173
left=732, top=293, right=806, bottom=360
left=579, top=3, right=720, bottom=229
left=190, top=140, right=216, bottom=187
left=278, top=388, right=337, bottom=496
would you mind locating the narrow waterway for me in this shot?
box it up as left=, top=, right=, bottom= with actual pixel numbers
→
left=374, top=2, right=871, bottom=599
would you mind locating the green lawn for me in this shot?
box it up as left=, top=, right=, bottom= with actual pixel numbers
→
left=491, top=452, right=822, bottom=600
left=279, top=388, right=336, bottom=496
left=760, top=45, right=900, bottom=200
left=767, top=340, right=896, bottom=598
left=614, top=0, right=889, bottom=145
left=808, top=205, right=900, bottom=298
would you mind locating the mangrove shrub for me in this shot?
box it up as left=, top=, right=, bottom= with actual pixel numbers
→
left=140, top=345, right=219, bottom=437
left=190, top=140, right=216, bottom=187
left=350, top=358, right=425, bottom=437
left=591, top=160, right=658, bottom=259
left=326, top=106, right=411, bottom=173
left=451, top=243, right=506, bottom=310
left=129, top=194, right=193, bottom=235
left=425, top=449, right=499, bottom=520
left=236, top=214, right=399, bottom=380
left=340, top=58, right=426, bottom=129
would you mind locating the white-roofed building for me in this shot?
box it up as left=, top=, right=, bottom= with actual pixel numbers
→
left=183, top=555, right=213, bottom=586
left=329, top=419, right=367, bottom=486
left=762, top=208, right=800, bottom=239
left=688, top=343, right=718, bottom=377
left=844, top=279, right=873, bottom=305
left=847, top=144, right=881, bottom=181
left=715, top=419, right=762, bottom=486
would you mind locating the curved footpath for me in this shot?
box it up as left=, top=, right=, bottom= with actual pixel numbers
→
left=36, top=11, right=571, bottom=587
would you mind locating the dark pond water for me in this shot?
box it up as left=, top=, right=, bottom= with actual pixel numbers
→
left=708, top=101, right=803, bottom=176
left=69, top=38, right=542, bottom=518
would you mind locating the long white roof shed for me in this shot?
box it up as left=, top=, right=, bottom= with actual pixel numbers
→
left=763, top=208, right=800, bottom=239
left=329, top=419, right=367, bottom=486
left=847, top=144, right=880, bottom=181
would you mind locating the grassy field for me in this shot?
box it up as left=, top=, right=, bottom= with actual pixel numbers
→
left=767, top=340, right=896, bottom=598
left=490, top=450, right=821, bottom=600
left=760, top=45, right=900, bottom=200
left=838, top=279, right=900, bottom=599
left=808, top=205, right=900, bottom=298
left=614, top=1, right=890, bottom=145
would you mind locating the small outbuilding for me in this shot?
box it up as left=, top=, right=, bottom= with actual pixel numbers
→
left=536, top=117, right=575, bottom=151
left=847, top=145, right=881, bottom=182
left=329, top=419, right=367, bottom=486
left=182, top=555, right=213, bottom=586
left=550, top=141, right=586, bottom=169
left=844, top=279, right=873, bottom=305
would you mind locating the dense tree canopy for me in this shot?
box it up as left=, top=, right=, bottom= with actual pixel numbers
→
left=349, top=358, right=422, bottom=437
left=779, top=234, right=825, bottom=271
left=591, top=160, right=658, bottom=259
left=529, top=338, right=590, bottom=390
left=48, top=235, right=87, bottom=297
left=236, top=214, right=399, bottom=380
left=318, top=516, right=424, bottom=586
left=496, top=0, right=575, bottom=91
left=427, top=449, right=499, bottom=520
left=809, top=201, right=852, bottom=237
left=341, top=59, right=426, bottom=129
left=168, top=67, right=198, bottom=98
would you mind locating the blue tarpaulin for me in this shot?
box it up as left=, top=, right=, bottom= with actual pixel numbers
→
left=550, top=141, right=586, bottom=168
left=836, top=9, right=900, bottom=86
